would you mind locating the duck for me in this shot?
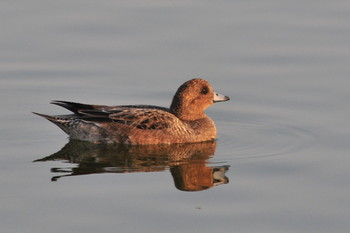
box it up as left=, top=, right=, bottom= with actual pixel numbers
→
left=33, top=78, right=229, bottom=144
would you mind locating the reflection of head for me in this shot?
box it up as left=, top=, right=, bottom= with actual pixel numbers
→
left=171, top=164, right=229, bottom=192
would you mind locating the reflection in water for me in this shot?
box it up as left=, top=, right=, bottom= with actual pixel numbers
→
left=35, top=140, right=229, bottom=192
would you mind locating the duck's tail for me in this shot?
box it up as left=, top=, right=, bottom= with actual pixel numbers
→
left=32, top=112, right=73, bottom=135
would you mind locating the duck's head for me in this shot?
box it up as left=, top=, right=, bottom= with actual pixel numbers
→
left=170, top=79, right=230, bottom=121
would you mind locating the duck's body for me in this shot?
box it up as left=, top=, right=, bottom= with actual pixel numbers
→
left=34, top=79, right=229, bottom=144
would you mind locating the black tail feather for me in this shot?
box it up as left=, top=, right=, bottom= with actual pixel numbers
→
left=50, top=100, right=95, bottom=115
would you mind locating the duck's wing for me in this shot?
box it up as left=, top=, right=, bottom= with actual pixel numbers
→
left=108, top=107, right=176, bottom=130
left=51, top=101, right=175, bottom=130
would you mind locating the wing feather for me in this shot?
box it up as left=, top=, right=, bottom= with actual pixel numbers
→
left=109, top=108, right=175, bottom=130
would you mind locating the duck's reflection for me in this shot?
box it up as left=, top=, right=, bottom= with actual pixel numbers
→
left=35, top=140, right=229, bottom=191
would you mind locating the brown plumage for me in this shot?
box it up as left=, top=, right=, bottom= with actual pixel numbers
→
left=33, top=79, right=230, bottom=144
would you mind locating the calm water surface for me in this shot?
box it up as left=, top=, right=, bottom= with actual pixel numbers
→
left=1, top=1, right=350, bottom=233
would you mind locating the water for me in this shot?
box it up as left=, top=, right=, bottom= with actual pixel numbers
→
left=1, top=1, right=350, bottom=232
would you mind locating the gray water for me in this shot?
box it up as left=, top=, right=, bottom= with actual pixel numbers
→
left=1, top=1, right=350, bottom=232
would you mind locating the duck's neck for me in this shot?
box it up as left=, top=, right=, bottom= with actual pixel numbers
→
left=170, top=98, right=205, bottom=121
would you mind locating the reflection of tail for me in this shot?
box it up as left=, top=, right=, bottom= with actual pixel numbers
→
left=32, top=112, right=73, bottom=135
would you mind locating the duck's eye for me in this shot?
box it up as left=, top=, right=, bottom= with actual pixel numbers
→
left=201, top=87, right=208, bottom=95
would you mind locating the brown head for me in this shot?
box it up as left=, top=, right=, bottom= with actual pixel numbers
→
left=170, top=79, right=230, bottom=121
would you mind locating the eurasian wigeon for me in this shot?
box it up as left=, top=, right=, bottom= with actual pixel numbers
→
left=34, top=79, right=229, bottom=144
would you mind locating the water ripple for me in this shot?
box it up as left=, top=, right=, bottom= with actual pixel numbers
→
left=213, top=118, right=316, bottom=163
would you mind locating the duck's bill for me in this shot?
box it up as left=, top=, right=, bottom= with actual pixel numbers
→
left=213, top=91, right=230, bottom=102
